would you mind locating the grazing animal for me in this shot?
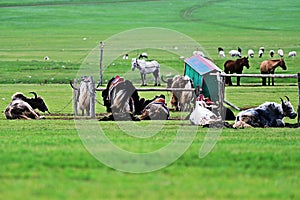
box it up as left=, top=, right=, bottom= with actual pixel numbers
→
left=260, top=59, right=287, bottom=86
left=162, top=75, right=195, bottom=111
left=218, top=47, right=225, bottom=58
left=138, top=52, right=148, bottom=59
left=224, top=57, right=250, bottom=86
left=70, top=76, right=94, bottom=116
left=288, top=51, right=297, bottom=57
left=123, top=54, right=129, bottom=60
left=229, top=49, right=241, bottom=58
left=5, top=92, right=49, bottom=120
left=193, top=50, right=205, bottom=57
left=101, top=76, right=143, bottom=121
left=248, top=49, right=254, bottom=58
left=278, top=48, right=284, bottom=57
left=233, top=96, right=297, bottom=128
left=140, top=95, right=170, bottom=120
left=131, top=58, right=161, bottom=86
left=258, top=47, right=265, bottom=58
left=269, top=50, right=275, bottom=57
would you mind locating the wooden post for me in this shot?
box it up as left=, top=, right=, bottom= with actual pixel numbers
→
left=99, top=42, right=104, bottom=86
left=73, top=79, right=78, bottom=116
left=89, top=76, right=96, bottom=118
left=298, top=73, right=300, bottom=127
left=217, top=72, right=225, bottom=120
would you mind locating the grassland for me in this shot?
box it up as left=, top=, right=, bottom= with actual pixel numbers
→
left=0, top=0, right=300, bottom=199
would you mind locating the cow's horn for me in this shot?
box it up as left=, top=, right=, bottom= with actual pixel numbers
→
left=69, top=81, right=78, bottom=90
left=161, top=75, right=167, bottom=83
left=285, top=96, right=290, bottom=101
left=280, top=97, right=284, bottom=104
left=29, top=92, right=38, bottom=99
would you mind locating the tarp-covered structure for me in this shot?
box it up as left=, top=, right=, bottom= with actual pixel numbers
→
left=184, top=55, right=222, bottom=102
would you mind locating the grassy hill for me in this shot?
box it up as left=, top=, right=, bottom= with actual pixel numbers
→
left=0, top=1, right=299, bottom=199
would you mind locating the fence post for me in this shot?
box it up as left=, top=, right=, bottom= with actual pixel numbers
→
left=89, top=76, right=96, bottom=118
left=99, top=42, right=104, bottom=86
left=217, top=72, right=225, bottom=120
left=73, top=79, right=78, bottom=116
left=298, top=73, right=300, bottom=127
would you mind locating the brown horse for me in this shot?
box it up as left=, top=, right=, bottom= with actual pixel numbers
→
left=224, top=57, right=250, bottom=86
left=260, top=59, right=287, bottom=86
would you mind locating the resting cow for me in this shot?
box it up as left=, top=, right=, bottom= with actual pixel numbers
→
left=100, top=76, right=142, bottom=121
left=189, top=99, right=221, bottom=126
left=140, top=95, right=170, bottom=120
left=233, top=96, right=297, bottom=128
left=4, top=92, right=49, bottom=120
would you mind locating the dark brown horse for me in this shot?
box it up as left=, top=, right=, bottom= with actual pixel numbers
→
left=260, top=59, right=287, bottom=86
left=224, top=57, right=250, bottom=86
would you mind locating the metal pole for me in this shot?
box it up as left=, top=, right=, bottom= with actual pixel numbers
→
left=99, top=42, right=104, bottom=86
left=298, top=73, right=300, bottom=127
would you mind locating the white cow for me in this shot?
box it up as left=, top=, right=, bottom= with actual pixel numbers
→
left=190, top=100, right=221, bottom=126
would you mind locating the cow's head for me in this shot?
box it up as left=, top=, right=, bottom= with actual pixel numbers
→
left=102, top=77, right=115, bottom=112
left=280, top=96, right=297, bottom=119
left=29, top=92, right=49, bottom=113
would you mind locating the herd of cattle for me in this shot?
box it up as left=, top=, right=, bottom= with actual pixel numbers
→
left=4, top=74, right=297, bottom=128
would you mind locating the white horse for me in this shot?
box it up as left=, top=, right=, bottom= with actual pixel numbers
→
left=131, top=58, right=161, bottom=86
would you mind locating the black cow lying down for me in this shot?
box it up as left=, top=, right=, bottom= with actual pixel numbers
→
left=100, top=76, right=169, bottom=121
left=4, top=92, right=49, bottom=120
left=233, top=96, right=297, bottom=128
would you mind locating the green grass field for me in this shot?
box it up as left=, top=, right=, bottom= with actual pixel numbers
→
left=0, top=0, right=300, bottom=199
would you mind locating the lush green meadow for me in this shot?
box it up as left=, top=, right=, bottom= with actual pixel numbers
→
left=0, top=0, right=300, bottom=199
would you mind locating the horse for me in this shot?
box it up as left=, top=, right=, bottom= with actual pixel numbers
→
left=131, top=58, right=160, bottom=86
left=224, top=57, right=250, bottom=86
left=260, top=59, right=287, bottom=86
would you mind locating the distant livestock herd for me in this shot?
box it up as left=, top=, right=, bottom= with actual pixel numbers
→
left=218, top=47, right=296, bottom=58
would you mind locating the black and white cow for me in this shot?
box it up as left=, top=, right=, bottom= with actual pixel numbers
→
left=233, top=96, right=297, bottom=128
left=100, top=76, right=142, bottom=121
left=5, top=92, right=49, bottom=120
